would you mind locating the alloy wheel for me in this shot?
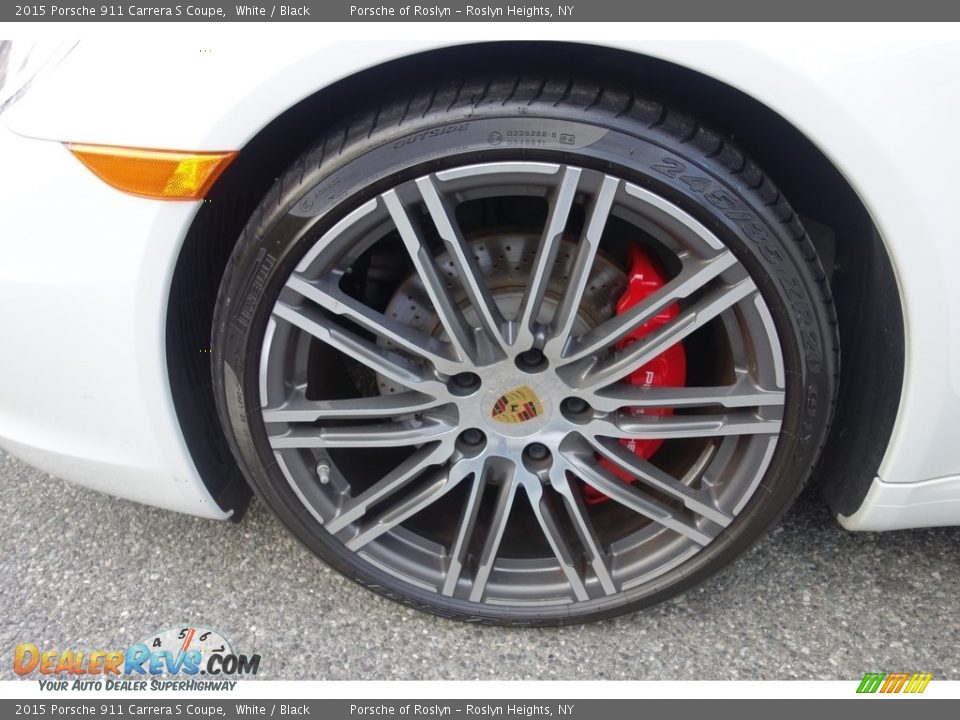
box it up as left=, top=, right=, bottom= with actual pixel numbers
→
left=256, top=161, right=786, bottom=607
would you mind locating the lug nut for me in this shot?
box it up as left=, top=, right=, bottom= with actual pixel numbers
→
left=520, top=349, right=543, bottom=365
left=515, top=348, right=548, bottom=373
left=449, top=372, right=481, bottom=396
left=563, top=397, right=589, bottom=414
left=525, top=443, right=549, bottom=461
left=460, top=428, right=485, bottom=446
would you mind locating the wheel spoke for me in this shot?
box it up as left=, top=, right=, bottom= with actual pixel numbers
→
left=326, top=443, right=451, bottom=534
left=560, top=251, right=738, bottom=362
left=382, top=189, right=478, bottom=364
left=416, top=175, right=510, bottom=357
left=512, top=166, right=582, bottom=347
left=440, top=457, right=488, bottom=597
left=588, top=377, right=785, bottom=412
left=587, top=436, right=732, bottom=526
left=548, top=467, right=617, bottom=596
left=267, top=416, right=455, bottom=449
left=524, top=477, right=590, bottom=602
left=543, top=175, right=620, bottom=355
left=586, top=411, right=781, bottom=441
left=262, top=390, right=441, bottom=423
left=561, top=277, right=757, bottom=391
left=468, top=464, right=519, bottom=603
left=285, top=275, right=462, bottom=375
left=562, top=454, right=714, bottom=546
left=344, top=456, right=472, bottom=551
left=272, top=301, right=445, bottom=394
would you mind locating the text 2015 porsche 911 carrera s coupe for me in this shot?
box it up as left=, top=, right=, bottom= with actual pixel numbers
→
left=1, top=30, right=958, bottom=624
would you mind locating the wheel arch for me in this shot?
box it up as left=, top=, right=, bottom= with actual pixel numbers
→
left=165, top=40, right=904, bottom=520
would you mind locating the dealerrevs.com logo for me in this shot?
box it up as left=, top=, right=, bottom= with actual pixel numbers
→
left=14, top=625, right=260, bottom=691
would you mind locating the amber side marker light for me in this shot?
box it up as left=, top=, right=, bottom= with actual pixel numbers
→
left=66, top=143, right=237, bottom=200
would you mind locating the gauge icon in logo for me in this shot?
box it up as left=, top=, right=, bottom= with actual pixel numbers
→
left=136, top=625, right=234, bottom=673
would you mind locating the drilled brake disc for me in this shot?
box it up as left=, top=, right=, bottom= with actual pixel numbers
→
left=377, top=232, right=627, bottom=396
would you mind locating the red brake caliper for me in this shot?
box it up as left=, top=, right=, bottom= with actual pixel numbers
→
left=586, top=244, right=687, bottom=504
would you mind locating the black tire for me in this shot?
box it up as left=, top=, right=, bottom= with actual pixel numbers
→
left=211, top=76, right=839, bottom=626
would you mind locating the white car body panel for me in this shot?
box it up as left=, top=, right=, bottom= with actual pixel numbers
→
left=0, top=125, right=228, bottom=518
left=1, top=25, right=958, bottom=529
left=840, top=474, right=960, bottom=531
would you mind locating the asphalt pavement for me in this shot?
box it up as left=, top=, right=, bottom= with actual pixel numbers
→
left=1, top=447, right=958, bottom=680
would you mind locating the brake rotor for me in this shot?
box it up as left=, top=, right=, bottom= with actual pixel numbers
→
left=377, top=232, right=627, bottom=396
left=377, top=232, right=688, bottom=505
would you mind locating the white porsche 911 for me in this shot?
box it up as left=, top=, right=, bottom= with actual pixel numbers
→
left=1, top=29, right=958, bottom=625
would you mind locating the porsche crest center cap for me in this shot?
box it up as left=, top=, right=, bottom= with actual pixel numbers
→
left=491, top=385, right=544, bottom=425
